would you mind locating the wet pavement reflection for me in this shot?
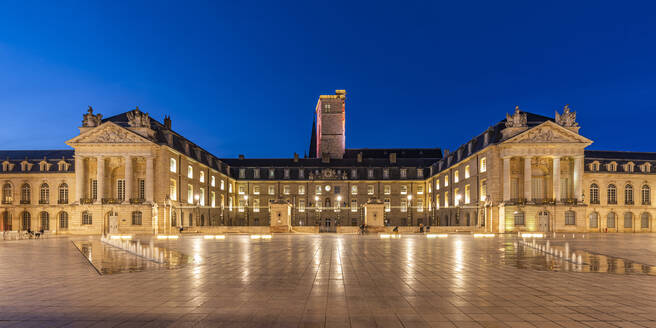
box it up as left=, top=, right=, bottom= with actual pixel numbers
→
left=73, top=239, right=192, bottom=275
left=501, top=238, right=656, bottom=275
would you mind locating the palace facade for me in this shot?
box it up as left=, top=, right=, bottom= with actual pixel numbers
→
left=1, top=90, right=654, bottom=234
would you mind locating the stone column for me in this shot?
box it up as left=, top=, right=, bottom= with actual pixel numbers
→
left=573, top=156, right=583, bottom=202
left=124, top=156, right=132, bottom=203
left=524, top=156, right=532, bottom=202
left=552, top=156, right=560, bottom=202
left=96, top=156, right=105, bottom=204
left=75, top=155, right=84, bottom=203
left=145, top=156, right=154, bottom=203
left=502, top=157, right=511, bottom=202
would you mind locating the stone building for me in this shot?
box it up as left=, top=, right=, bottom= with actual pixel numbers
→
left=0, top=91, right=654, bottom=234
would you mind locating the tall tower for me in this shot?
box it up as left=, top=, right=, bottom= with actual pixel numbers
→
left=315, top=90, right=346, bottom=159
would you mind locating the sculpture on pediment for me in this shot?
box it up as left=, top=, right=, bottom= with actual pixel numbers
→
left=505, top=106, right=527, bottom=128
left=519, top=127, right=570, bottom=143
left=82, top=106, right=103, bottom=127
left=555, top=104, right=578, bottom=127
left=127, top=106, right=151, bottom=128
left=80, top=125, right=144, bottom=143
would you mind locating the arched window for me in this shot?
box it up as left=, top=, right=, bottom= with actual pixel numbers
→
left=40, top=211, right=49, bottom=230
left=641, top=212, right=650, bottom=229
left=642, top=185, right=650, bottom=205
left=625, top=185, right=634, bottom=205
left=607, top=184, right=617, bottom=204
left=39, top=183, right=49, bottom=204
left=514, top=211, right=525, bottom=226
left=565, top=210, right=576, bottom=225
left=131, top=211, right=142, bottom=225
left=21, top=212, right=31, bottom=230
left=82, top=211, right=92, bottom=225
left=589, top=212, right=599, bottom=228
left=607, top=212, right=616, bottom=228
left=58, top=183, right=68, bottom=204
left=624, top=212, right=633, bottom=228
left=171, top=211, right=177, bottom=227
left=21, top=183, right=31, bottom=204
left=2, top=183, right=12, bottom=204
left=589, top=184, right=599, bottom=204
left=59, top=212, right=69, bottom=229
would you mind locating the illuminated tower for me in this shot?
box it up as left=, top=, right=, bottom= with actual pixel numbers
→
left=315, top=90, right=346, bottom=159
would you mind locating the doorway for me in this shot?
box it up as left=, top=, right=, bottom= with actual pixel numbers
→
left=538, top=211, right=549, bottom=232
left=319, top=217, right=336, bottom=233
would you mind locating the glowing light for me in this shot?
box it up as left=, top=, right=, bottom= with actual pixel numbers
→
left=250, top=234, right=273, bottom=239
left=521, top=233, right=544, bottom=238
left=109, top=235, right=133, bottom=240
left=426, top=234, right=448, bottom=238
left=379, top=234, right=401, bottom=239
left=473, top=233, right=495, bottom=238
left=156, top=235, right=179, bottom=240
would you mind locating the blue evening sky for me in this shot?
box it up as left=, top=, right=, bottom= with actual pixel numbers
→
left=1, top=1, right=655, bottom=158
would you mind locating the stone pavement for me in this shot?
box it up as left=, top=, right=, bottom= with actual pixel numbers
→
left=1, top=233, right=656, bottom=327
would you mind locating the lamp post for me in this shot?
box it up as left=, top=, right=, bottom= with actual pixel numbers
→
left=336, top=195, right=342, bottom=227
left=407, top=194, right=413, bottom=226
left=244, top=195, right=249, bottom=226
left=194, top=194, right=200, bottom=227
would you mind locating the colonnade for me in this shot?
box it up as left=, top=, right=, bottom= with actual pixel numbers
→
left=74, top=155, right=154, bottom=204
left=502, top=155, right=583, bottom=203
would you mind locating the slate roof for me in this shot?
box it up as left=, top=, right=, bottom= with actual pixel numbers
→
left=0, top=150, right=75, bottom=173
left=584, top=150, right=656, bottom=174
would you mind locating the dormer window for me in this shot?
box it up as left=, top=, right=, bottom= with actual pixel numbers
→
left=590, top=162, right=600, bottom=172
left=20, top=160, right=32, bottom=172
left=467, top=143, right=472, bottom=155
left=383, top=168, right=389, bottom=179
left=625, top=162, right=635, bottom=173
left=299, top=169, right=304, bottom=179
left=239, top=168, right=245, bottom=179
left=484, top=132, right=489, bottom=145
left=642, top=163, right=652, bottom=173
left=254, top=169, right=260, bottom=179
left=351, top=169, right=357, bottom=179
left=284, top=169, right=290, bottom=179
left=417, top=169, right=423, bottom=178
left=607, top=162, right=617, bottom=172
left=400, top=168, right=407, bottom=179
left=367, top=169, right=374, bottom=179
left=269, top=168, right=275, bottom=179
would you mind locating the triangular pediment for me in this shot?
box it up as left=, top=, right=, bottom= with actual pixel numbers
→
left=504, top=121, right=592, bottom=145
left=66, top=122, right=152, bottom=145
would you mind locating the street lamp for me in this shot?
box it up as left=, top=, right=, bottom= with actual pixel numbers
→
left=244, top=195, right=249, bottom=226
left=407, top=195, right=413, bottom=226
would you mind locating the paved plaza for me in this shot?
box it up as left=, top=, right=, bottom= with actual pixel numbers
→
left=1, top=233, right=656, bottom=328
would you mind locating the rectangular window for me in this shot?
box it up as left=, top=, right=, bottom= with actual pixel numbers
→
left=367, top=185, right=374, bottom=195
left=200, top=171, right=205, bottom=183
left=299, top=169, right=304, bottom=178
left=417, top=199, right=423, bottom=212
left=351, top=199, right=357, bottom=212
left=254, top=169, right=260, bottom=179
left=334, top=186, right=341, bottom=194
left=417, top=185, right=424, bottom=194
left=417, top=168, right=423, bottom=178
left=384, top=185, right=391, bottom=195
left=299, top=199, right=306, bottom=212
left=251, top=185, right=259, bottom=195
left=436, top=195, right=440, bottom=209
left=299, top=185, right=305, bottom=195
left=211, top=191, right=216, bottom=207
left=253, top=198, right=260, bottom=212
left=465, top=165, right=470, bottom=179
left=445, top=191, right=449, bottom=208
left=284, top=169, right=290, bottom=179
left=238, top=185, right=245, bottom=195
left=187, top=165, right=193, bottom=179
left=199, top=188, right=205, bottom=206
left=401, top=199, right=407, bottom=212
left=138, top=179, right=145, bottom=200
left=187, top=184, right=193, bottom=204
left=465, top=184, right=470, bottom=204
left=268, top=185, right=275, bottom=195
left=400, top=185, right=407, bottom=195
left=351, top=169, right=357, bottom=179
left=400, top=168, right=407, bottom=178
left=283, top=185, right=290, bottom=195
left=368, top=169, right=374, bottom=179
left=238, top=199, right=245, bottom=212
left=445, top=175, right=449, bottom=187
left=384, top=198, right=391, bottom=212
left=269, top=169, right=275, bottom=179
left=454, top=187, right=460, bottom=206
left=239, top=168, right=245, bottom=178
left=383, top=169, right=389, bottom=179
left=117, top=179, right=125, bottom=201
left=480, top=157, right=487, bottom=173
left=315, top=185, right=322, bottom=195
left=170, top=158, right=177, bottom=173
left=351, top=185, right=358, bottom=195
left=228, top=196, right=233, bottom=211
left=480, top=179, right=487, bottom=201
left=91, top=179, right=97, bottom=200
left=436, top=180, right=440, bottom=191
left=454, top=170, right=459, bottom=183
left=211, top=176, right=215, bottom=187
left=220, top=180, right=225, bottom=190
left=170, top=179, right=177, bottom=201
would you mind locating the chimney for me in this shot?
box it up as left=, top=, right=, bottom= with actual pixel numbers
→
left=357, top=152, right=363, bottom=163
left=293, top=153, right=299, bottom=162
left=238, top=154, right=245, bottom=160
left=389, top=153, right=397, bottom=164
left=164, top=115, right=172, bottom=129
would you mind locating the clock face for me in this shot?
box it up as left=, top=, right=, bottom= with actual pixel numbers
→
left=325, top=185, right=331, bottom=192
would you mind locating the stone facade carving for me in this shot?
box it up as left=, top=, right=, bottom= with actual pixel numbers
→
left=308, top=168, right=348, bottom=180
left=126, top=107, right=151, bottom=128
left=505, top=106, right=527, bottom=128
left=76, top=124, right=145, bottom=144
left=555, top=105, right=578, bottom=127
left=518, top=127, right=570, bottom=143
left=82, top=106, right=103, bottom=127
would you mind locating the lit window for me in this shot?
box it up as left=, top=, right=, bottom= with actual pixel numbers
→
left=228, top=197, right=233, bottom=211
left=480, top=157, right=487, bottom=173
left=368, top=169, right=374, bottom=179
left=200, top=171, right=205, bottom=183
left=283, top=185, right=290, bottom=195
left=444, top=191, right=449, bottom=208
left=383, top=168, right=389, bottom=179
left=480, top=179, right=487, bottom=201
left=384, top=185, right=391, bottom=195
left=454, top=170, right=459, bottom=183
left=299, top=185, right=305, bottom=195
left=170, top=158, right=177, bottom=173
left=238, top=199, right=245, bottom=212
left=367, top=185, right=374, bottom=195
left=417, top=169, right=423, bottom=178
left=169, top=179, right=177, bottom=201
left=436, top=180, right=440, bottom=191
left=220, top=180, right=225, bottom=190
left=384, top=198, right=391, bottom=212
left=417, top=185, right=424, bottom=195
left=465, top=184, right=470, bottom=204
left=253, top=186, right=260, bottom=194
left=315, top=185, right=322, bottom=195
left=211, top=176, right=215, bottom=187
left=454, top=188, right=460, bottom=206
left=238, top=185, right=246, bottom=194
left=187, top=184, right=193, bottom=204
left=417, top=199, right=423, bottom=212
left=253, top=198, right=260, bottom=212
left=299, top=199, right=306, bottom=212
left=351, top=185, right=358, bottom=195
left=229, top=183, right=233, bottom=193
left=465, top=165, right=470, bottom=179
left=400, top=185, right=407, bottom=195
left=199, top=188, right=205, bottom=206
left=401, top=199, right=407, bottom=212
left=436, top=195, right=440, bottom=209
left=211, top=191, right=216, bottom=207
left=445, top=175, right=449, bottom=187
left=187, top=165, right=193, bottom=179
left=400, top=169, right=407, bottom=178
left=268, top=185, right=275, bottom=195
left=351, top=199, right=357, bottom=212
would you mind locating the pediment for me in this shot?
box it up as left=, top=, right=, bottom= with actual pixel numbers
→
left=66, top=122, right=152, bottom=145
left=504, top=121, right=592, bottom=145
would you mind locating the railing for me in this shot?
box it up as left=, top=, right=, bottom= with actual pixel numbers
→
left=2, top=199, right=12, bottom=205
left=533, top=198, right=556, bottom=205
left=130, top=198, right=145, bottom=204
left=39, top=199, right=49, bottom=204
left=642, top=201, right=651, bottom=206
left=19, top=200, right=30, bottom=204
left=80, top=198, right=94, bottom=205
left=58, top=199, right=68, bottom=204
left=590, top=200, right=600, bottom=205
left=507, top=198, right=527, bottom=205
left=625, top=200, right=634, bottom=205
left=561, top=198, right=579, bottom=205
left=102, top=198, right=121, bottom=204
left=608, top=200, right=617, bottom=205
